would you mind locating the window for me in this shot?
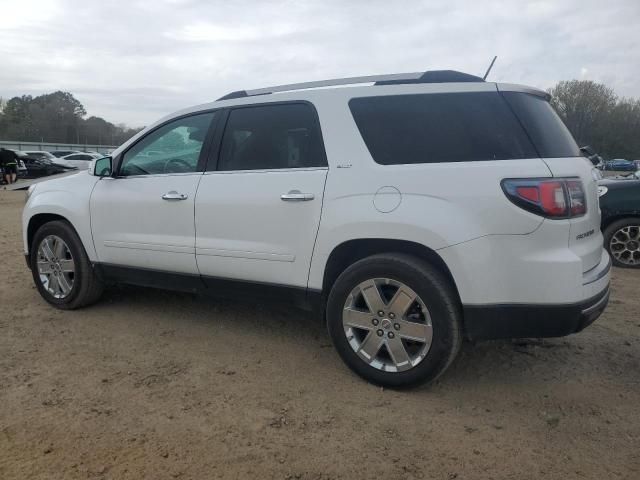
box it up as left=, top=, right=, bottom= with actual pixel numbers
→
left=349, top=92, right=538, bottom=165
left=501, top=92, right=581, bottom=158
left=67, top=154, right=92, bottom=160
left=217, top=103, right=326, bottom=171
left=120, top=112, right=215, bottom=176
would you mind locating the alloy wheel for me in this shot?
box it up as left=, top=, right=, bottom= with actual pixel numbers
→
left=37, top=235, right=76, bottom=299
left=610, top=225, right=640, bottom=266
left=342, top=278, right=433, bottom=372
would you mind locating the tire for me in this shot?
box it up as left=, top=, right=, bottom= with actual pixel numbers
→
left=30, top=220, right=104, bottom=309
left=603, top=217, right=640, bottom=268
left=326, top=253, right=462, bottom=388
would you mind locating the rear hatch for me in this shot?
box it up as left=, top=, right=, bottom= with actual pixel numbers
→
left=541, top=157, right=602, bottom=272
left=500, top=86, right=603, bottom=273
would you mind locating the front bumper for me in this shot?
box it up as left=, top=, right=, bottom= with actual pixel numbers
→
left=463, top=285, right=610, bottom=341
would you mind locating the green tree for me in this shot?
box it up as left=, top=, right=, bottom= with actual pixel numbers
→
left=0, top=91, right=141, bottom=146
left=548, top=80, right=640, bottom=160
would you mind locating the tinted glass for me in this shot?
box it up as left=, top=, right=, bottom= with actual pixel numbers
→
left=120, top=112, right=215, bottom=176
left=217, top=103, right=326, bottom=171
left=349, top=92, right=537, bottom=165
left=502, top=92, right=581, bottom=158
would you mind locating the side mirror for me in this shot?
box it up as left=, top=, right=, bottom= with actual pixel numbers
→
left=90, top=156, right=112, bottom=177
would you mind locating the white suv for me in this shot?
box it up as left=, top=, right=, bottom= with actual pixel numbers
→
left=22, top=70, right=611, bottom=387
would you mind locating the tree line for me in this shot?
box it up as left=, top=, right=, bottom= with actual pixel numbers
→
left=0, top=91, right=142, bottom=146
left=1, top=81, right=639, bottom=158
left=549, top=80, right=640, bottom=161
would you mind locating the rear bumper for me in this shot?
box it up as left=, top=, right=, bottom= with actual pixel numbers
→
left=463, top=285, right=610, bottom=341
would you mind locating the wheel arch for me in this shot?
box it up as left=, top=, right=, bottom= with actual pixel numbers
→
left=602, top=214, right=640, bottom=231
left=321, top=238, right=460, bottom=301
left=27, top=213, right=79, bottom=256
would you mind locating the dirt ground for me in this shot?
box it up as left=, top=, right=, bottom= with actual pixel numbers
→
left=1, top=189, right=639, bottom=479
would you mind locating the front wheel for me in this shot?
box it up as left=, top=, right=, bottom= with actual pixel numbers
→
left=326, top=253, right=462, bottom=388
left=30, top=220, right=104, bottom=309
left=604, top=218, right=640, bottom=268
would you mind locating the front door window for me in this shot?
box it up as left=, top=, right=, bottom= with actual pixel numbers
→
left=120, top=112, right=215, bottom=176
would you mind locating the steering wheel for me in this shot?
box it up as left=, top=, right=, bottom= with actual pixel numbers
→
left=163, top=157, right=192, bottom=173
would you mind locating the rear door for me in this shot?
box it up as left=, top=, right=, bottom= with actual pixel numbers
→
left=501, top=89, right=604, bottom=272
left=194, top=102, right=328, bottom=288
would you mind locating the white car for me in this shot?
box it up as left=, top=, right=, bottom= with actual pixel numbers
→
left=22, top=150, right=76, bottom=170
left=22, top=70, right=611, bottom=387
left=60, top=152, right=102, bottom=170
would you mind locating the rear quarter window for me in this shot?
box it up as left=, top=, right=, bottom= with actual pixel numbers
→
left=501, top=92, right=581, bottom=158
left=349, top=92, right=537, bottom=165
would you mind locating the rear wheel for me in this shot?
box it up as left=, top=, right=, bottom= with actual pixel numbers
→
left=326, top=253, right=462, bottom=388
left=31, top=220, right=104, bottom=309
left=604, top=218, right=640, bottom=268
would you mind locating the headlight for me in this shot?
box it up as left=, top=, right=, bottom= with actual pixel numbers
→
left=597, top=186, right=608, bottom=197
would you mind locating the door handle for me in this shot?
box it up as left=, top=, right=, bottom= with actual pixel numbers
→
left=280, top=190, right=314, bottom=201
left=162, top=191, right=188, bottom=200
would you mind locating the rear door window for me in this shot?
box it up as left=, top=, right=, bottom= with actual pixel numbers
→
left=216, top=103, right=326, bottom=171
left=349, top=92, right=538, bottom=165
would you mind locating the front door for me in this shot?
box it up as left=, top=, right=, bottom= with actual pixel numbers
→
left=195, top=103, right=328, bottom=288
left=90, top=111, right=217, bottom=275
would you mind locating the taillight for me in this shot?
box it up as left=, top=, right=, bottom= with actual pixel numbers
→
left=502, top=178, right=586, bottom=218
left=566, top=180, right=586, bottom=216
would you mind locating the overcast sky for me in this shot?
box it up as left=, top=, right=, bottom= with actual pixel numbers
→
left=1, top=0, right=639, bottom=127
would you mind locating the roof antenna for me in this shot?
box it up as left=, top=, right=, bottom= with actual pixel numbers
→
left=483, top=56, right=497, bottom=80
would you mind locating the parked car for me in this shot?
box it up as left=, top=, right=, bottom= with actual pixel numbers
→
left=22, top=70, right=610, bottom=387
left=604, top=159, right=637, bottom=171
left=598, top=175, right=640, bottom=268
left=22, top=150, right=78, bottom=170
left=83, top=151, right=109, bottom=157
left=16, top=151, right=67, bottom=177
left=60, top=152, right=99, bottom=170
left=51, top=150, right=81, bottom=158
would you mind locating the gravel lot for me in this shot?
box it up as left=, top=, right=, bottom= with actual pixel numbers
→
left=1, top=189, right=639, bottom=479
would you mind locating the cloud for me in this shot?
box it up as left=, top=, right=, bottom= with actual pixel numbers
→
left=0, top=0, right=638, bottom=127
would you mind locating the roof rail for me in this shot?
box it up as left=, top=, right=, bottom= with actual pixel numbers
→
left=216, top=70, right=484, bottom=101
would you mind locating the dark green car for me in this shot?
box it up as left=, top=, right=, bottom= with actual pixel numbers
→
left=598, top=172, right=640, bottom=268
